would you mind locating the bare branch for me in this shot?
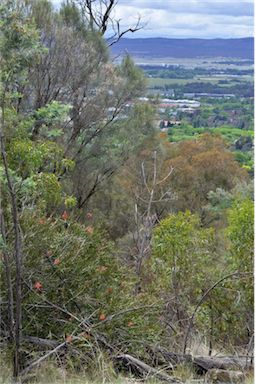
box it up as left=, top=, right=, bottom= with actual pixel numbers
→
left=75, top=0, right=143, bottom=45
left=183, top=271, right=253, bottom=355
left=156, top=166, right=174, bottom=186
left=20, top=341, right=67, bottom=377
left=108, top=16, right=143, bottom=46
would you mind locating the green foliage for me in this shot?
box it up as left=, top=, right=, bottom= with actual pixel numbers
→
left=33, top=172, right=62, bottom=207
left=149, top=208, right=253, bottom=348
left=0, top=0, right=42, bottom=85
left=64, top=195, right=77, bottom=208
left=196, top=198, right=254, bottom=346
left=234, top=151, right=253, bottom=172
left=168, top=122, right=253, bottom=146
left=213, top=126, right=253, bottom=142
left=117, top=55, right=146, bottom=96
left=19, top=211, right=162, bottom=355
left=8, top=139, right=62, bottom=175
left=34, top=101, right=72, bottom=138
left=1, top=1, right=253, bottom=380
left=227, top=198, right=254, bottom=273
left=206, top=188, right=233, bottom=213
left=151, top=211, right=215, bottom=311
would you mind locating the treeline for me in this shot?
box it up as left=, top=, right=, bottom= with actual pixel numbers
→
left=177, top=99, right=254, bottom=130
left=0, top=1, right=253, bottom=383
left=142, top=65, right=254, bottom=79
left=168, top=82, right=254, bottom=98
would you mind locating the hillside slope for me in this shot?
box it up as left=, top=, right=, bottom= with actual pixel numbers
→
left=111, top=37, right=254, bottom=59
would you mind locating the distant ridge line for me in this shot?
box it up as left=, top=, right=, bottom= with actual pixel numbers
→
left=111, top=37, right=254, bottom=59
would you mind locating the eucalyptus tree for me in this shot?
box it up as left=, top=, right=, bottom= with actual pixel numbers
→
left=0, top=1, right=43, bottom=379
left=21, top=0, right=151, bottom=210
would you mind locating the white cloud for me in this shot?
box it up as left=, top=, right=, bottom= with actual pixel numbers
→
left=117, top=0, right=254, bottom=17
left=111, top=1, right=254, bottom=38
left=52, top=0, right=254, bottom=38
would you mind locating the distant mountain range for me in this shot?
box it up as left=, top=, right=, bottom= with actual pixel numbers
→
left=111, top=37, right=254, bottom=59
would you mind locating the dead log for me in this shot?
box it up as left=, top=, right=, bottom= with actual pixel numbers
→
left=22, top=336, right=59, bottom=348
left=205, top=369, right=245, bottom=383
left=151, top=347, right=192, bottom=367
left=115, top=354, right=183, bottom=383
left=22, top=335, right=82, bottom=358
left=193, top=355, right=253, bottom=373
left=150, top=347, right=253, bottom=374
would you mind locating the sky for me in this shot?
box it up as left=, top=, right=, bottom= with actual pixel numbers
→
left=53, top=0, right=254, bottom=39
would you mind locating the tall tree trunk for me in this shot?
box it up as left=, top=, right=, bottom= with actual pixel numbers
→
left=1, top=103, right=23, bottom=381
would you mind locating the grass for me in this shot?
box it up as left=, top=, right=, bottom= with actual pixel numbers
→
left=1, top=363, right=253, bottom=384
left=147, top=74, right=253, bottom=88
left=0, top=376, right=140, bottom=384
left=148, top=78, right=194, bottom=87
left=168, top=126, right=253, bottom=144
left=1, top=340, right=253, bottom=384
left=134, top=57, right=254, bottom=71
left=0, top=365, right=132, bottom=384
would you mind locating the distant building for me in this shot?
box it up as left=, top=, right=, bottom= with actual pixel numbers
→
left=159, top=119, right=181, bottom=130
left=183, top=92, right=235, bottom=99
left=147, top=89, right=175, bottom=97
left=159, top=99, right=200, bottom=108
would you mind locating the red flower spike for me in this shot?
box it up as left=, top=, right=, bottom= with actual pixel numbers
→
left=81, top=332, right=91, bottom=339
left=99, top=313, right=106, bottom=321
left=53, top=258, right=60, bottom=266
left=66, top=335, right=73, bottom=343
left=128, top=321, right=134, bottom=327
left=34, top=281, right=42, bottom=290
left=85, top=226, right=94, bottom=235
left=61, top=210, right=69, bottom=221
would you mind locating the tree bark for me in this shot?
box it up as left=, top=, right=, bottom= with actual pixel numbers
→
left=1, top=100, right=23, bottom=381
left=150, top=347, right=253, bottom=373
left=115, top=353, right=183, bottom=383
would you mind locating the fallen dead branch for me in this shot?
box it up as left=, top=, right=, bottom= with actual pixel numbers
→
left=21, top=335, right=253, bottom=382
left=115, top=353, right=183, bottom=383
left=20, top=341, right=67, bottom=377
left=151, top=346, right=253, bottom=374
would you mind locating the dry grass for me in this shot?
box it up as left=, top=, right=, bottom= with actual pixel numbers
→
left=0, top=345, right=253, bottom=384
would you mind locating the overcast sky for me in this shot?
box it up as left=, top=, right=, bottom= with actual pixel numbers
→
left=53, top=0, right=254, bottom=39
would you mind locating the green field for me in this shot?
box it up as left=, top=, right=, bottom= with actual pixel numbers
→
left=168, top=125, right=253, bottom=148
left=135, top=56, right=254, bottom=70
left=148, top=78, right=190, bottom=86
left=147, top=75, right=253, bottom=88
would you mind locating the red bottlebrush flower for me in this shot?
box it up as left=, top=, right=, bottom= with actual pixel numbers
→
left=106, top=287, right=113, bottom=294
left=53, top=258, right=60, bottom=265
left=61, top=210, right=69, bottom=221
left=34, top=281, right=42, bottom=290
left=86, top=212, right=93, bottom=220
left=99, top=313, right=106, bottom=321
left=81, top=332, right=91, bottom=339
left=127, top=321, right=134, bottom=327
left=66, top=335, right=73, bottom=343
left=85, top=226, right=94, bottom=235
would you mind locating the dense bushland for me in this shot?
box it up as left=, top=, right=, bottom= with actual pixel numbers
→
left=0, top=1, right=253, bottom=382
